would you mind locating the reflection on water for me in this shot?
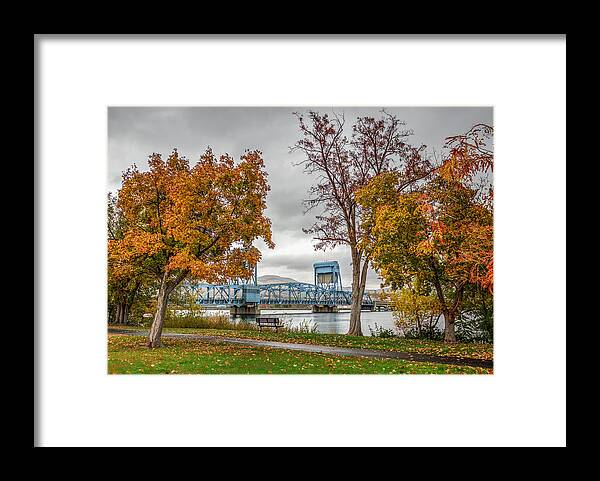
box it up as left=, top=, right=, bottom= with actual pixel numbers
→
left=224, top=309, right=397, bottom=336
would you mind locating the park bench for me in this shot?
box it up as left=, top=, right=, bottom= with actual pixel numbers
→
left=256, top=317, right=284, bottom=332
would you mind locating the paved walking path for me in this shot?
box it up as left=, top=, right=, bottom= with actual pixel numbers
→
left=108, top=328, right=493, bottom=369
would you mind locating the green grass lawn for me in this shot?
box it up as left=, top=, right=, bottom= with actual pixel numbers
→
left=108, top=334, right=493, bottom=375
left=111, top=325, right=493, bottom=361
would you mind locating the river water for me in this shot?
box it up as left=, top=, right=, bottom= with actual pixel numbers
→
left=265, top=309, right=396, bottom=335
left=209, top=309, right=398, bottom=336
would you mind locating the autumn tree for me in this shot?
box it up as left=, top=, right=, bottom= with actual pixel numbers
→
left=357, top=124, right=493, bottom=343
left=292, top=111, right=430, bottom=336
left=107, top=192, right=147, bottom=325
left=390, top=282, right=441, bottom=339
left=110, top=148, right=274, bottom=347
left=439, top=124, right=494, bottom=292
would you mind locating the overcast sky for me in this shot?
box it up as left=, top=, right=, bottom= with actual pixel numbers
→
left=108, top=106, right=492, bottom=289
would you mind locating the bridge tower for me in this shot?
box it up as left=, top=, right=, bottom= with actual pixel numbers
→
left=229, top=263, right=261, bottom=316
left=312, top=261, right=341, bottom=313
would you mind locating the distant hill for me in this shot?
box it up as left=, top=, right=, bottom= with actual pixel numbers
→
left=257, top=274, right=300, bottom=285
left=257, top=275, right=390, bottom=293
left=343, top=287, right=385, bottom=292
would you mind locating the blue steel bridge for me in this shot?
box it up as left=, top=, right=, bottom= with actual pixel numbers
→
left=192, top=261, right=376, bottom=315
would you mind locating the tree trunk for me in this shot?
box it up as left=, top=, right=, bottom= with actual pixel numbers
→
left=348, top=297, right=363, bottom=336
left=124, top=282, right=139, bottom=326
left=444, top=310, right=457, bottom=343
left=113, top=302, right=130, bottom=325
left=113, top=304, right=121, bottom=325
left=347, top=255, right=368, bottom=336
left=147, top=277, right=170, bottom=348
left=122, top=303, right=130, bottom=325
left=429, top=259, right=461, bottom=344
left=147, top=270, right=188, bottom=348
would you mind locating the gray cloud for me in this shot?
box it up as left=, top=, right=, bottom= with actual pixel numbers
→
left=108, top=106, right=492, bottom=289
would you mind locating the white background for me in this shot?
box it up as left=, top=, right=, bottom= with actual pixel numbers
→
left=36, top=35, right=566, bottom=447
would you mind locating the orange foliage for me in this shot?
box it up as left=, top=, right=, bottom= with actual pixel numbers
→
left=439, top=124, right=493, bottom=184
left=437, top=124, right=494, bottom=292
left=109, top=148, right=274, bottom=287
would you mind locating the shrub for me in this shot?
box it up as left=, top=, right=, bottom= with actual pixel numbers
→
left=402, top=325, right=444, bottom=341
left=455, top=315, right=493, bottom=343
left=455, top=285, right=494, bottom=343
left=163, top=310, right=259, bottom=331
left=390, top=288, right=443, bottom=339
left=368, top=323, right=398, bottom=338
left=283, top=320, right=319, bottom=333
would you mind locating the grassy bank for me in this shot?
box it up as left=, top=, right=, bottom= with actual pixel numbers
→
left=135, top=312, right=316, bottom=333
left=162, top=312, right=255, bottom=330
left=108, top=335, right=492, bottom=374
left=110, top=325, right=493, bottom=361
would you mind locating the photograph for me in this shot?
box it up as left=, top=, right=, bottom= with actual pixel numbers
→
left=107, top=106, right=494, bottom=374
left=35, top=34, right=565, bottom=447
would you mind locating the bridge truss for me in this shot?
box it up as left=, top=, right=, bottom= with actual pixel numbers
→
left=192, top=261, right=374, bottom=309
left=193, top=281, right=373, bottom=308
